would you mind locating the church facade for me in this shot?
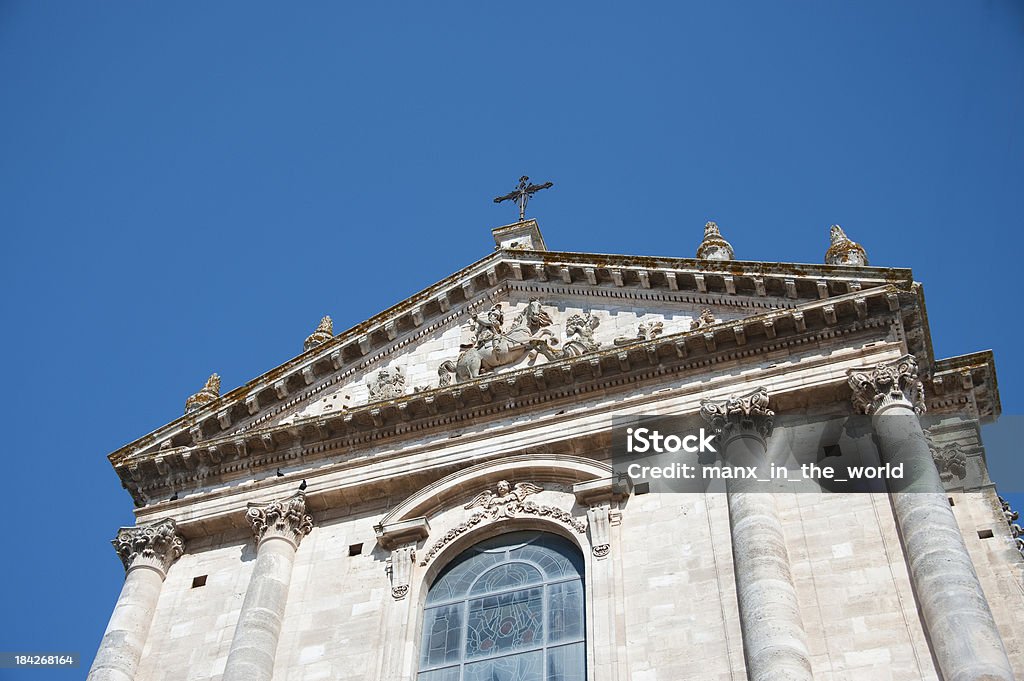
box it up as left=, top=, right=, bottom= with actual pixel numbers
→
left=89, top=219, right=1024, bottom=681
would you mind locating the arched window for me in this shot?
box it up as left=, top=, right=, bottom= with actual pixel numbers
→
left=418, top=531, right=586, bottom=681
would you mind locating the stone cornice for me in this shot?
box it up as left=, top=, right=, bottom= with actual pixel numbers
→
left=109, top=250, right=917, bottom=470
left=117, top=284, right=943, bottom=505
left=927, top=351, right=1000, bottom=422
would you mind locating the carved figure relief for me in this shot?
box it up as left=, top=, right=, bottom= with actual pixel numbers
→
left=465, top=480, right=544, bottom=519
left=437, top=300, right=559, bottom=383
left=562, top=313, right=601, bottom=357
left=419, top=480, right=586, bottom=566
left=368, top=367, right=407, bottom=401
left=614, top=319, right=664, bottom=346
left=931, top=442, right=967, bottom=482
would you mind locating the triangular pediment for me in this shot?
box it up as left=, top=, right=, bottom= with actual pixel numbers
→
left=261, top=289, right=780, bottom=429
left=110, top=245, right=918, bottom=466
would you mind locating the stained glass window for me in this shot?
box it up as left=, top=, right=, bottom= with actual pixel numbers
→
left=418, top=531, right=586, bottom=681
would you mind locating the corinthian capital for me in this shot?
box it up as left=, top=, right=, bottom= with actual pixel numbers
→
left=847, top=354, right=926, bottom=415
left=112, top=518, right=185, bottom=576
left=246, top=492, right=314, bottom=548
left=700, top=387, right=774, bottom=440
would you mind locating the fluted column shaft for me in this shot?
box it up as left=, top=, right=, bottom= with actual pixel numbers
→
left=223, top=492, right=313, bottom=681
left=702, top=388, right=813, bottom=681
left=88, top=519, right=184, bottom=681
left=850, top=356, right=1014, bottom=681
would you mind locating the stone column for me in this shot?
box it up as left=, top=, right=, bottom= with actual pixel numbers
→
left=88, top=518, right=184, bottom=681
left=223, top=492, right=313, bottom=681
left=701, top=387, right=813, bottom=681
left=848, top=355, right=1014, bottom=681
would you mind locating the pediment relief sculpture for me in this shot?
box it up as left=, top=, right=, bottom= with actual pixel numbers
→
left=562, top=313, right=601, bottom=357
left=437, top=300, right=560, bottom=383
left=368, top=366, right=407, bottom=401
left=614, top=319, right=664, bottom=346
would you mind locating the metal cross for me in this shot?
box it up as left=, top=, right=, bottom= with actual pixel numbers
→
left=493, top=176, right=554, bottom=221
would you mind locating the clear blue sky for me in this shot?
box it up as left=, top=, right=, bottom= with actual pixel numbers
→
left=1, top=2, right=1022, bottom=676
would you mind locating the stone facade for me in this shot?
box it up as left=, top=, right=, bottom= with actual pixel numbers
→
left=91, top=220, right=1024, bottom=681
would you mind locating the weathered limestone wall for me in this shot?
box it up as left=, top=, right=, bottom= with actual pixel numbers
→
left=128, top=484, right=1024, bottom=681
left=134, top=533, right=256, bottom=680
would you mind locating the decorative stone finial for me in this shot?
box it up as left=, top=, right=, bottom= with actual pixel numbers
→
left=689, top=308, right=717, bottom=330
left=304, top=315, right=334, bottom=351
left=696, top=221, right=734, bottom=260
left=847, top=354, right=926, bottom=415
left=185, top=374, right=221, bottom=413
left=245, top=492, right=314, bottom=548
left=825, top=224, right=868, bottom=266
left=111, top=518, right=185, bottom=576
left=700, top=387, right=774, bottom=440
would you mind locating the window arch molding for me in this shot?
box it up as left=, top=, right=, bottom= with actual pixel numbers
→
left=376, top=454, right=612, bottom=531
left=416, top=527, right=588, bottom=681
left=418, top=517, right=589, bottom=593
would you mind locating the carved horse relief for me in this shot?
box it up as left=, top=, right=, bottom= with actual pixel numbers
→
left=438, top=299, right=559, bottom=383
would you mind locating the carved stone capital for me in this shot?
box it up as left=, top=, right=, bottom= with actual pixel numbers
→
left=112, top=518, right=185, bottom=576
left=847, top=354, right=926, bottom=415
left=700, top=387, right=774, bottom=441
left=246, top=492, right=314, bottom=549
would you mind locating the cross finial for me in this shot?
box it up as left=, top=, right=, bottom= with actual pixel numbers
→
left=493, top=176, right=554, bottom=221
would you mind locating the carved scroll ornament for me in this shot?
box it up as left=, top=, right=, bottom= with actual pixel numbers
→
left=112, top=518, right=185, bottom=575
left=246, top=492, right=314, bottom=548
left=847, top=354, right=926, bottom=415
left=419, top=481, right=586, bottom=565
left=700, top=386, right=774, bottom=440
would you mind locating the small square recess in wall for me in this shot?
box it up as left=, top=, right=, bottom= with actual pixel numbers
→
left=349, top=543, right=363, bottom=556
left=191, top=575, right=207, bottom=588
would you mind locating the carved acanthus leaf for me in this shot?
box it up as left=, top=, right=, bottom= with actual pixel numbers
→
left=847, top=355, right=926, bottom=415
left=700, top=386, right=774, bottom=440
left=246, top=492, right=314, bottom=548
left=112, top=518, right=185, bottom=574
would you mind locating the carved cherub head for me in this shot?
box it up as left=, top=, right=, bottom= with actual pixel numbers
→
left=497, top=480, right=511, bottom=496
